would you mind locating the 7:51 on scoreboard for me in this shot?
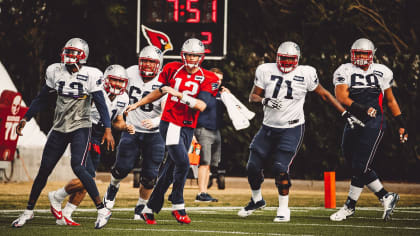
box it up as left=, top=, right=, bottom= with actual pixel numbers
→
left=137, top=0, right=228, bottom=60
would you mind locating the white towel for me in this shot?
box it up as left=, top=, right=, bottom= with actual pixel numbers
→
left=221, top=92, right=253, bottom=130
left=166, top=122, right=181, bottom=145
left=226, top=92, right=255, bottom=120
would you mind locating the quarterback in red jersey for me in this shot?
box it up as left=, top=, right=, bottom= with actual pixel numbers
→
left=126, top=38, right=219, bottom=224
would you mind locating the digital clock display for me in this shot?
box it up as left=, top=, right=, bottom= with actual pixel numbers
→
left=137, top=0, right=228, bottom=60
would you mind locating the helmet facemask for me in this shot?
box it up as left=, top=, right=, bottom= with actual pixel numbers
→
left=103, top=64, right=129, bottom=96
left=61, top=47, right=86, bottom=65
left=351, top=49, right=373, bottom=69
left=181, top=52, right=204, bottom=69
left=276, top=54, right=299, bottom=73
left=180, top=38, right=205, bottom=69
left=104, top=75, right=128, bottom=95
left=138, top=58, right=160, bottom=78
left=350, top=38, right=376, bottom=70
left=276, top=41, right=301, bottom=73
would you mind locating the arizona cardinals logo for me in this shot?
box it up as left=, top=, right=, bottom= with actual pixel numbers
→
left=142, top=25, right=173, bottom=54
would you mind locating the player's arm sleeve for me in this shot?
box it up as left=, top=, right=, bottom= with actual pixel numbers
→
left=197, top=91, right=213, bottom=106
left=333, top=65, right=350, bottom=87
left=24, top=84, right=56, bottom=121
left=254, top=65, right=265, bottom=88
left=89, top=69, right=105, bottom=93
left=306, top=66, right=319, bottom=91
left=92, top=91, right=111, bottom=128
left=381, top=66, right=394, bottom=90
left=158, top=66, right=170, bottom=85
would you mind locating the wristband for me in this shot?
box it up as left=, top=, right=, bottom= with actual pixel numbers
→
left=180, top=94, right=197, bottom=108
left=395, top=114, right=406, bottom=129
left=348, top=102, right=368, bottom=115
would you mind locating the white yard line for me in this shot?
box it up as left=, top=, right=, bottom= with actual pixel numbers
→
left=3, top=206, right=420, bottom=212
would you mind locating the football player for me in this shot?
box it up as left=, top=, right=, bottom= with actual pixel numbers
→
left=47, top=64, right=132, bottom=226
left=12, top=38, right=114, bottom=229
left=102, top=46, right=167, bottom=221
left=238, top=41, right=363, bottom=222
left=125, top=38, right=219, bottom=224
left=330, top=38, right=406, bottom=222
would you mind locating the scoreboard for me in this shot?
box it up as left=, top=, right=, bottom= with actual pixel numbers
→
left=137, top=0, right=228, bottom=60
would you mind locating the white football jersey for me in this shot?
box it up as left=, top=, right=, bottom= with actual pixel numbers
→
left=90, top=89, right=129, bottom=125
left=126, top=65, right=163, bottom=133
left=254, top=63, right=319, bottom=128
left=45, top=63, right=103, bottom=133
left=333, top=63, right=393, bottom=92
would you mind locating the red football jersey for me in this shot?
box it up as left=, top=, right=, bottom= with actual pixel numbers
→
left=0, top=90, right=28, bottom=161
left=159, top=62, right=219, bottom=128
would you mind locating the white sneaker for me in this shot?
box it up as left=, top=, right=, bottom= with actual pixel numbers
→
left=330, top=205, right=355, bottom=221
left=237, top=198, right=266, bottom=217
left=11, top=210, right=34, bottom=228
left=95, top=207, right=112, bottom=229
left=48, top=191, right=63, bottom=219
left=381, top=192, right=399, bottom=221
left=134, top=204, right=145, bottom=220
left=273, top=207, right=290, bottom=222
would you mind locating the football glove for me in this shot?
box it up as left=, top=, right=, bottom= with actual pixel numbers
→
left=262, top=98, right=281, bottom=110
left=348, top=102, right=376, bottom=118
left=342, top=111, right=365, bottom=129
left=395, top=114, right=408, bottom=143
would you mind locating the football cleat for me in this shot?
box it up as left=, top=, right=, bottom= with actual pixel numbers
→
left=273, top=207, right=290, bottom=222
left=172, top=209, right=191, bottom=224
left=134, top=204, right=145, bottom=220
left=56, top=216, right=80, bottom=226
left=103, top=185, right=119, bottom=209
left=330, top=205, right=355, bottom=221
left=381, top=192, right=400, bottom=221
left=11, top=210, right=34, bottom=228
left=48, top=191, right=63, bottom=220
left=237, top=198, right=266, bottom=217
left=195, top=193, right=218, bottom=202
left=94, top=207, right=112, bottom=229
left=140, top=212, right=157, bottom=225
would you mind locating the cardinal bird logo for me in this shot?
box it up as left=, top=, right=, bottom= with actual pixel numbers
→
left=142, top=25, right=173, bottom=54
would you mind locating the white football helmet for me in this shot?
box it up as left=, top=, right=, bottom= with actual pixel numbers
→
left=180, top=38, right=205, bottom=69
left=350, top=38, right=376, bottom=68
left=138, top=45, right=163, bottom=78
left=276, top=41, right=300, bottom=73
left=61, top=38, right=89, bottom=65
left=103, top=64, right=128, bottom=95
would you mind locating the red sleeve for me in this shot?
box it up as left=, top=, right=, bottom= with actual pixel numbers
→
left=201, top=70, right=219, bottom=96
left=158, top=65, right=169, bottom=85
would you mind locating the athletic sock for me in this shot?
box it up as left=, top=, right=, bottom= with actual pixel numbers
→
left=346, top=185, right=363, bottom=209
left=278, top=195, right=289, bottom=209
left=110, top=175, right=121, bottom=188
left=136, top=197, right=148, bottom=206
left=55, top=187, right=69, bottom=202
left=172, top=203, right=185, bottom=211
left=251, top=189, right=262, bottom=202
left=367, top=179, right=388, bottom=200
left=142, top=205, right=153, bottom=214
left=63, top=202, right=77, bottom=217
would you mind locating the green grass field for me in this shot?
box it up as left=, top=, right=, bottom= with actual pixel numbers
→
left=1, top=179, right=419, bottom=235
left=1, top=206, right=420, bottom=235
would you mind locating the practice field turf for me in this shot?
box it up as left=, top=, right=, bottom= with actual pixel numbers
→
left=1, top=207, right=420, bottom=235
left=1, top=179, right=420, bottom=235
